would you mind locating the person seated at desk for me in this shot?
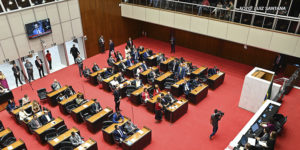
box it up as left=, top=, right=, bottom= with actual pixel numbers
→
left=21, top=94, right=30, bottom=106
left=141, top=88, right=150, bottom=104
left=131, top=49, right=139, bottom=63
left=113, top=125, right=127, bottom=143
left=110, top=77, right=119, bottom=90
left=125, top=45, right=131, bottom=58
left=32, top=101, right=41, bottom=114
left=152, top=84, right=160, bottom=97
left=126, top=77, right=143, bottom=96
left=83, top=66, right=92, bottom=78
left=70, top=131, right=84, bottom=147
left=112, top=111, right=124, bottom=123
left=141, top=61, right=148, bottom=71
left=244, top=143, right=257, bottom=150
left=260, top=118, right=276, bottom=133
left=126, top=56, right=133, bottom=67
left=157, top=54, right=166, bottom=65
left=117, top=72, right=126, bottom=83
left=64, top=86, right=75, bottom=98
left=29, top=115, right=42, bottom=130
left=160, top=93, right=170, bottom=108
left=177, top=65, right=187, bottom=80
left=118, top=60, right=127, bottom=72
left=6, top=99, right=16, bottom=113
left=51, top=79, right=61, bottom=91
left=142, top=49, right=151, bottom=60
left=266, top=131, right=276, bottom=150
left=169, top=59, right=180, bottom=73
left=180, top=57, right=185, bottom=63
left=56, top=93, right=66, bottom=102
left=155, top=98, right=163, bottom=122
left=164, top=92, right=176, bottom=105
left=75, top=94, right=86, bottom=106
left=123, top=121, right=137, bottom=135
left=134, top=66, right=143, bottom=77
left=256, top=128, right=270, bottom=141
left=208, top=66, right=220, bottom=76
left=107, top=56, right=116, bottom=67
left=18, top=108, right=30, bottom=121
left=92, top=63, right=100, bottom=72
left=147, top=67, right=157, bottom=84
left=191, top=77, right=202, bottom=88
left=183, top=80, right=192, bottom=95
left=115, top=51, right=123, bottom=61
left=40, top=109, right=53, bottom=125
left=91, top=99, right=102, bottom=113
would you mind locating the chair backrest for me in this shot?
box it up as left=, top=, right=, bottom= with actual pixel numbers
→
left=59, top=146, right=73, bottom=150
left=37, top=88, right=47, bottom=99
left=108, top=112, right=115, bottom=120
left=3, top=137, right=16, bottom=147
left=57, top=125, right=68, bottom=135
left=59, top=141, right=73, bottom=148
left=18, top=99, right=23, bottom=106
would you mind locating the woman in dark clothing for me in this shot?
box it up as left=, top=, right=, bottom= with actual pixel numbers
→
left=155, top=97, right=163, bottom=122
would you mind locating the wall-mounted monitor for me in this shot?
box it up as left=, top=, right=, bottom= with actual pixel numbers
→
left=25, top=18, right=52, bottom=39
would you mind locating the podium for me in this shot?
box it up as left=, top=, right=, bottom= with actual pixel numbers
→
left=239, top=67, right=281, bottom=113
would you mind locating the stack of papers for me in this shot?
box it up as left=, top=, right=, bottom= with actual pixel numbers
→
left=83, top=105, right=88, bottom=108
left=138, top=130, right=144, bottom=134
left=53, top=138, right=59, bottom=143
left=77, top=146, right=84, bottom=150
left=248, top=137, right=256, bottom=146
left=84, top=142, right=91, bottom=147
left=104, top=108, right=110, bottom=112
left=7, top=146, right=13, bottom=150
left=177, top=101, right=183, bottom=104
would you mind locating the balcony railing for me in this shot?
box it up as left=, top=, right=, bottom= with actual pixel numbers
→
left=122, top=0, right=300, bottom=35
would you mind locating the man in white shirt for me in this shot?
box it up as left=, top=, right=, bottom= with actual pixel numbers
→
left=70, top=132, right=84, bottom=146
left=110, top=77, right=119, bottom=90
left=21, top=94, right=30, bottom=106
left=18, top=108, right=30, bottom=121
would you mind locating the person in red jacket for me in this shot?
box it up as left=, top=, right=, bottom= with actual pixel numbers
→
left=46, top=50, right=52, bottom=70
left=141, top=88, right=150, bottom=104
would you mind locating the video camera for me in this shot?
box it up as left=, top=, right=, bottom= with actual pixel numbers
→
left=215, top=109, right=225, bottom=118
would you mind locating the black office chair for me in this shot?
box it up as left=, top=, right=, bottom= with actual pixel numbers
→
left=2, top=137, right=16, bottom=147
left=18, top=99, right=23, bottom=107
left=37, top=88, right=47, bottom=103
left=65, top=103, right=78, bottom=114
left=44, top=128, right=58, bottom=142
left=58, top=141, right=73, bottom=150
left=102, top=113, right=115, bottom=129
left=80, top=110, right=92, bottom=121
left=57, top=125, right=68, bottom=135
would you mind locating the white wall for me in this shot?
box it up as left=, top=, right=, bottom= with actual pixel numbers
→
left=0, top=0, right=83, bottom=64
left=121, top=3, right=300, bottom=58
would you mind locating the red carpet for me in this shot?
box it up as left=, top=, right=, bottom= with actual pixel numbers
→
left=0, top=37, right=298, bottom=150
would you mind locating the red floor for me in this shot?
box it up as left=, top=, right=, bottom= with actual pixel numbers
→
left=1, top=37, right=298, bottom=150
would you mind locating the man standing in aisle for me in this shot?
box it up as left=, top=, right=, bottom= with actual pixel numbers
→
left=12, top=63, right=23, bottom=87
left=170, top=34, right=175, bottom=53
left=46, top=50, right=52, bottom=70
left=113, top=86, right=121, bottom=112
left=75, top=55, right=84, bottom=77
left=98, top=35, right=105, bottom=53
left=25, top=60, right=34, bottom=82
left=109, top=40, right=115, bottom=53
left=70, top=44, right=80, bottom=62
left=35, top=56, right=45, bottom=78
left=210, top=109, right=224, bottom=140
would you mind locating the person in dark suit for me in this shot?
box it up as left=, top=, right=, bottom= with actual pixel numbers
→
left=183, top=80, right=191, bottom=95
left=272, top=54, right=285, bottom=74
left=131, top=49, right=139, bottom=63
left=147, top=67, right=157, bottom=84
left=142, top=49, right=151, bottom=60
left=118, top=61, right=127, bottom=72
left=40, top=110, right=53, bottom=125
left=126, top=56, right=133, bottom=67
left=115, top=51, right=123, bottom=61
left=113, top=125, right=127, bottom=143
left=170, top=59, right=180, bottom=73
left=164, top=91, right=176, bottom=104
left=91, top=99, right=102, bottom=113
left=92, top=63, right=100, bottom=72
left=35, top=56, right=45, bottom=78
left=107, top=56, right=116, bottom=67
left=113, top=86, right=121, bottom=112
left=177, top=65, right=186, bottom=80
left=141, top=61, right=148, bottom=71
left=208, top=66, right=219, bottom=76
left=12, top=63, right=23, bottom=86
left=117, top=72, right=125, bottom=83
left=170, top=35, right=175, bottom=53
left=127, top=37, right=134, bottom=48
left=70, top=44, right=80, bottom=62
left=160, top=93, right=169, bottom=107
left=6, top=99, right=15, bottom=113
left=29, top=115, right=42, bottom=130
left=103, top=68, right=113, bottom=79
left=109, top=39, right=115, bottom=53
left=98, top=35, right=105, bottom=53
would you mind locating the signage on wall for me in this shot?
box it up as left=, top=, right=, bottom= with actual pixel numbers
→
left=0, top=0, right=64, bottom=13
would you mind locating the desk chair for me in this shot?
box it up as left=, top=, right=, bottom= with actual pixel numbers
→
left=44, top=128, right=58, bottom=142
left=1, top=137, right=16, bottom=148
left=58, top=141, right=73, bottom=150
left=37, top=88, right=47, bottom=103
left=102, top=113, right=115, bottom=129
left=57, top=125, right=68, bottom=135
left=18, top=99, right=23, bottom=107
left=80, top=109, right=93, bottom=121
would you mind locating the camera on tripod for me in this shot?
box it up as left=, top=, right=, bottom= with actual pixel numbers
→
left=215, top=109, right=224, bottom=118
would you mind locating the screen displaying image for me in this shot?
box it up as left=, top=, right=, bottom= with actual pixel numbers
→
left=25, top=18, right=52, bottom=39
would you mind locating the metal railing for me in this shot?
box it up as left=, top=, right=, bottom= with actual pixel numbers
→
left=122, top=0, right=300, bottom=35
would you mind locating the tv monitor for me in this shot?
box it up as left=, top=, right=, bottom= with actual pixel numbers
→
left=251, top=123, right=259, bottom=133
left=25, top=18, right=52, bottom=39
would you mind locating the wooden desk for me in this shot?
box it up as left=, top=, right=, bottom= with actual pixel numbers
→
left=86, top=107, right=113, bottom=133
left=102, top=117, right=129, bottom=144
left=48, top=127, right=79, bottom=150
left=187, top=84, right=209, bottom=104
left=0, top=128, right=13, bottom=139
left=89, top=69, right=106, bottom=85
left=59, top=93, right=79, bottom=114
left=71, top=100, right=95, bottom=123
left=3, top=139, right=26, bottom=150
left=140, top=67, right=158, bottom=84
left=113, top=59, right=127, bottom=72
left=130, top=84, right=151, bottom=105
left=147, top=91, right=167, bottom=113
left=34, top=117, right=65, bottom=144
left=22, top=111, right=45, bottom=133
left=191, top=67, right=208, bottom=78
left=122, top=127, right=152, bottom=150
left=125, top=62, right=141, bottom=78
left=103, top=73, right=120, bottom=91
left=46, top=86, right=68, bottom=106
left=12, top=102, right=33, bottom=116
left=208, top=72, right=225, bottom=90
left=160, top=57, right=175, bottom=72
left=171, top=78, right=190, bottom=97
left=155, top=72, right=173, bottom=90
left=119, top=79, right=134, bottom=98
left=74, top=138, right=98, bottom=150
left=147, top=53, right=161, bottom=67
left=165, top=99, right=189, bottom=123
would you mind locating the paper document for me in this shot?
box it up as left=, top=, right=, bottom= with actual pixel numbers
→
left=138, top=130, right=144, bottom=134
left=104, top=108, right=110, bottom=112
left=83, top=105, right=88, bottom=108
left=84, top=142, right=91, bottom=147
left=53, top=138, right=59, bottom=143
left=7, top=146, right=13, bottom=150
left=259, top=141, right=267, bottom=147
left=248, top=137, right=256, bottom=146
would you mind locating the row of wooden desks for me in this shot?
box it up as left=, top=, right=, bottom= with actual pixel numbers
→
left=155, top=71, right=173, bottom=90
left=188, top=84, right=209, bottom=104
left=171, top=77, right=190, bottom=97
left=48, top=127, right=79, bottom=150
left=86, top=107, right=113, bottom=133
left=74, top=138, right=97, bottom=150
left=46, top=85, right=69, bottom=106
left=165, top=99, right=189, bottom=123
left=160, top=57, right=175, bottom=72
left=191, top=67, right=208, bottom=78
left=89, top=69, right=106, bottom=85
left=146, top=53, right=161, bottom=67
left=59, top=93, right=79, bottom=114
left=0, top=128, right=27, bottom=150
left=71, top=100, right=95, bottom=123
